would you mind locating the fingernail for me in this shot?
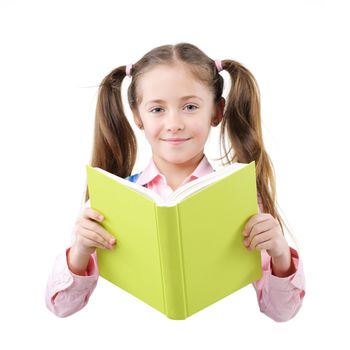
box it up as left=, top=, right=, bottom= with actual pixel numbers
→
left=109, top=238, right=115, bottom=244
left=244, top=240, right=249, bottom=246
left=98, top=215, right=104, bottom=221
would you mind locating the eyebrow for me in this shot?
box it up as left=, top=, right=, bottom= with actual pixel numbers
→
left=145, top=95, right=203, bottom=106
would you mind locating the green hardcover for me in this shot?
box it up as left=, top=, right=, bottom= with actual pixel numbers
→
left=86, top=161, right=262, bottom=319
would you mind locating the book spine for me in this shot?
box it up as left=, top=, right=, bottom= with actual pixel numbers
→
left=155, top=205, right=187, bottom=320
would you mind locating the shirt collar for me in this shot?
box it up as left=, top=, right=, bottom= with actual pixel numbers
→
left=136, top=154, right=214, bottom=187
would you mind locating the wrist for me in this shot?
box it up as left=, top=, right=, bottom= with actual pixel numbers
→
left=271, top=247, right=296, bottom=277
left=68, top=244, right=91, bottom=276
left=70, top=242, right=91, bottom=259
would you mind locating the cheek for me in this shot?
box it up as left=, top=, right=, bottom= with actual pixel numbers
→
left=144, top=124, right=162, bottom=139
left=191, top=121, right=211, bottom=137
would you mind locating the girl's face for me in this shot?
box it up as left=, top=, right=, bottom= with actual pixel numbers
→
left=132, top=63, right=224, bottom=166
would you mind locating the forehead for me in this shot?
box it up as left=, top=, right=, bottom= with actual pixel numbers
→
left=136, top=63, right=212, bottom=103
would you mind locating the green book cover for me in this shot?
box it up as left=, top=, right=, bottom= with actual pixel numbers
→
left=86, top=160, right=262, bottom=320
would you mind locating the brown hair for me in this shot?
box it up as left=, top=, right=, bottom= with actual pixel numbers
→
left=83, top=42, right=292, bottom=238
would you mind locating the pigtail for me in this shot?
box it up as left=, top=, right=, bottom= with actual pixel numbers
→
left=219, top=59, right=287, bottom=236
left=84, top=66, right=137, bottom=203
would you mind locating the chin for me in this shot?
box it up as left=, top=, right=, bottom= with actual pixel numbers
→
left=162, top=153, right=198, bottom=164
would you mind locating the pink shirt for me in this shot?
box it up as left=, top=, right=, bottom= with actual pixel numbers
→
left=46, top=155, right=305, bottom=321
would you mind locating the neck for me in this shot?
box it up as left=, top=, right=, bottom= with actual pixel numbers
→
left=153, top=153, right=205, bottom=191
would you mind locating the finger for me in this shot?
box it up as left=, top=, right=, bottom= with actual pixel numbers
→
left=243, top=213, right=271, bottom=237
left=244, top=219, right=274, bottom=247
left=247, top=230, right=273, bottom=251
left=80, top=218, right=116, bottom=246
left=253, top=240, right=273, bottom=252
left=79, top=231, right=112, bottom=250
left=79, top=227, right=114, bottom=250
left=83, top=207, right=104, bottom=222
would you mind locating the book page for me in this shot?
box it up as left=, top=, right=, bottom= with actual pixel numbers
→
left=92, top=162, right=248, bottom=207
left=164, top=162, right=247, bottom=206
left=93, top=168, right=165, bottom=204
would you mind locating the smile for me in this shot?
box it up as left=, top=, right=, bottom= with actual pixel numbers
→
left=161, top=138, right=191, bottom=145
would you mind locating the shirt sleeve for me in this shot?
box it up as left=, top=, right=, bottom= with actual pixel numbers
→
left=45, top=247, right=99, bottom=317
left=252, top=194, right=306, bottom=322
left=45, top=199, right=99, bottom=317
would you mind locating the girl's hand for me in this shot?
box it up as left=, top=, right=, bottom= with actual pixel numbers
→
left=72, top=207, right=116, bottom=257
left=242, top=213, right=289, bottom=259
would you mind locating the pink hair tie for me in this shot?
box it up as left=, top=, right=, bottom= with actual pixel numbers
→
left=214, top=59, right=223, bottom=72
left=126, top=63, right=133, bottom=77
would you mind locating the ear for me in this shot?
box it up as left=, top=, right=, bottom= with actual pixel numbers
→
left=131, top=108, right=144, bottom=129
left=211, top=97, right=225, bottom=127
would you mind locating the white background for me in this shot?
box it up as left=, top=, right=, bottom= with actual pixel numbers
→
left=1, top=0, right=349, bottom=348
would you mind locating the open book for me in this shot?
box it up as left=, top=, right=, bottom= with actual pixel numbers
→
left=86, top=160, right=262, bottom=320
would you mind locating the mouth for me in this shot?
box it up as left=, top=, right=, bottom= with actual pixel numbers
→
left=161, top=138, right=191, bottom=145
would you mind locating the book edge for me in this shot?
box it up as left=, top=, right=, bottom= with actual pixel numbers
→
left=86, top=165, right=165, bottom=205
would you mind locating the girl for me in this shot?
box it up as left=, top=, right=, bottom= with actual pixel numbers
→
left=45, top=42, right=305, bottom=321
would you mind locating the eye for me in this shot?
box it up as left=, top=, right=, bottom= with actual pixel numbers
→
left=185, top=104, right=198, bottom=111
left=150, top=107, right=164, bottom=113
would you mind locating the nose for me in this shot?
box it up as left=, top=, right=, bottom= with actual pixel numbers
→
left=166, top=112, right=185, bottom=132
